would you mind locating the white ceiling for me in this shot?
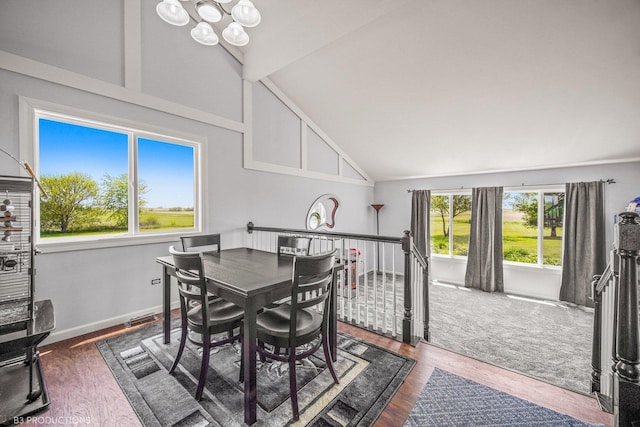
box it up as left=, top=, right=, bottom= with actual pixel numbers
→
left=236, top=0, right=640, bottom=181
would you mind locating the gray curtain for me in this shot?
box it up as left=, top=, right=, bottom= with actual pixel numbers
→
left=559, top=181, right=606, bottom=307
left=465, top=187, right=504, bottom=292
left=411, top=190, right=430, bottom=259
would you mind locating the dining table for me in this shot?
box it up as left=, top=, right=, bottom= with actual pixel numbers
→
left=156, top=247, right=338, bottom=425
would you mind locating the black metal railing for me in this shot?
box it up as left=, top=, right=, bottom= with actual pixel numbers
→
left=246, top=222, right=429, bottom=345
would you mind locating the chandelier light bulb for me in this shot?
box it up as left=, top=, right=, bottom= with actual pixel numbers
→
left=231, top=0, right=261, bottom=28
left=222, top=22, right=249, bottom=46
left=216, top=0, right=233, bottom=3
left=156, top=0, right=190, bottom=26
left=197, top=3, right=222, bottom=23
left=191, top=21, right=219, bottom=45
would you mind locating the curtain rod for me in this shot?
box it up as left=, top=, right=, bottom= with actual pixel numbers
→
left=406, top=178, right=616, bottom=193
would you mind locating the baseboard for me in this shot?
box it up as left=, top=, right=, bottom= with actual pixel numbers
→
left=42, top=301, right=180, bottom=345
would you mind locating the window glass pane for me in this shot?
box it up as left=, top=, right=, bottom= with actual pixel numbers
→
left=430, top=195, right=450, bottom=255
left=137, top=138, right=195, bottom=232
left=38, top=118, right=128, bottom=238
left=543, top=192, right=564, bottom=266
left=451, top=195, right=472, bottom=256
left=503, top=192, right=538, bottom=264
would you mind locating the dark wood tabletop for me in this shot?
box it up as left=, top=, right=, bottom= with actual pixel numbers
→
left=201, top=247, right=294, bottom=298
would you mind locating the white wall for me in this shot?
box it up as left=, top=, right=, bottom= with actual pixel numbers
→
left=0, top=0, right=374, bottom=342
left=374, top=162, right=640, bottom=300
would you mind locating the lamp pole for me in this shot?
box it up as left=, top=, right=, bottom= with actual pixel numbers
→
left=371, top=204, right=384, bottom=273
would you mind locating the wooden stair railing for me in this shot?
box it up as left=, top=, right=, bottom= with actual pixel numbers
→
left=591, top=211, right=640, bottom=426
left=246, top=222, right=429, bottom=345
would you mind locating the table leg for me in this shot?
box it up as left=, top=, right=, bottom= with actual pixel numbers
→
left=162, top=265, right=171, bottom=344
left=243, top=300, right=258, bottom=425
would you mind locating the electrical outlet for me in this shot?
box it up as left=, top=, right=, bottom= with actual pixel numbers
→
left=151, top=278, right=161, bottom=285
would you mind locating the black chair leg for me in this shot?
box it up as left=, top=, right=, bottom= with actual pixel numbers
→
left=239, top=333, right=244, bottom=383
left=257, top=340, right=266, bottom=362
left=289, top=348, right=299, bottom=421
left=322, top=333, right=339, bottom=384
left=195, top=334, right=211, bottom=401
left=169, top=310, right=188, bottom=374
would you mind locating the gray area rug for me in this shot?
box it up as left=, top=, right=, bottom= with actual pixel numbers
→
left=404, top=368, right=601, bottom=426
left=429, top=282, right=593, bottom=394
left=96, top=320, right=415, bottom=426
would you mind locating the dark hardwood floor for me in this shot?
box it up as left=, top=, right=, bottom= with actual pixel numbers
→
left=23, top=313, right=611, bottom=426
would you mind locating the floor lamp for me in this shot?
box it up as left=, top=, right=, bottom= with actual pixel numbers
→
left=371, top=204, right=384, bottom=273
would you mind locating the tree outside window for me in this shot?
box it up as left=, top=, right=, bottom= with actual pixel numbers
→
left=37, top=116, right=196, bottom=240
left=503, top=191, right=564, bottom=266
left=430, top=194, right=471, bottom=256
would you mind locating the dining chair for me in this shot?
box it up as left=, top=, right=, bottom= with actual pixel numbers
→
left=168, top=246, right=244, bottom=401
left=181, top=233, right=221, bottom=253
left=255, top=250, right=339, bottom=421
left=181, top=233, right=221, bottom=302
left=277, top=235, right=312, bottom=256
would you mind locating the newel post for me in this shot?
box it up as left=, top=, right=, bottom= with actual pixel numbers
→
left=401, top=230, right=413, bottom=344
left=613, top=211, right=640, bottom=426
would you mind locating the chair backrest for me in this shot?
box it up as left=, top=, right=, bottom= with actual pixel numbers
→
left=277, top=235, right=311, bottom=256
left=289, top=250, right=337, bottom=340
left=181, top=233, right=221, bottom=253
left=169, top=246, right=209, bottom=311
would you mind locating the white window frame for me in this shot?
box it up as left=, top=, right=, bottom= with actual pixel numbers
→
left=503, top=186, right=565, bottom=269
left=19, top=97, right=204, bottom=253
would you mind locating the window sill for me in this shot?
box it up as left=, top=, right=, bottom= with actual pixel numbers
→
left=431, top=254, right=467, bottom=261
left=35, top=232, right=186, bottom=254
left=431, top=254, right=562, bottom=271
left=503, top=261, right=562, bottom=271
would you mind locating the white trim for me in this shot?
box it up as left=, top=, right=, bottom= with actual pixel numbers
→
left=0, top=50, right=244, bottom=133
left=36, top=233, right=181, bottom=254
left=242, top=79, right=253, bottom=169
left=245, top=158, right=374, bottom=187
left=130, top=131, right=139, bottom=233
left=258, top=78, right=374, bottom=185
left=382, top=157, right=640, bottom=181
left=300, top=121, right=308, bottom=170
left=504, top=184, right=564, bottom=193
left=20, top=96, right=207, bottom=148
left=537, top=192, right=545, bottom=268
left=42, top=301, right=180, bottom=345
left=2, top=49, right=372, bottom=186
left=196, top=138, right=206, bottom=233
left=123, top=0, right=142, bottom=91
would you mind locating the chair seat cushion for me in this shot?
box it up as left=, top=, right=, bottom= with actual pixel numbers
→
left=187, top=298, right=243, bottom=333
left=256, top=303, right=322, bottom=347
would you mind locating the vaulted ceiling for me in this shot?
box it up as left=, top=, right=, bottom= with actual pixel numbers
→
left=236, top=0, right=640, bottom=181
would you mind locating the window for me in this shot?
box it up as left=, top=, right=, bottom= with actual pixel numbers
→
left=430, top=189, right=564, bottom=267
left=34, top=109, right=199, bottom=244
left=430, top=194, right=472, bottom=256
left=503, top=190, right=564, bottom=266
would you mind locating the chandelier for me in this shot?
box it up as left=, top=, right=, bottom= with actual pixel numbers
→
left=156, top=0, right=261, bottom=47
